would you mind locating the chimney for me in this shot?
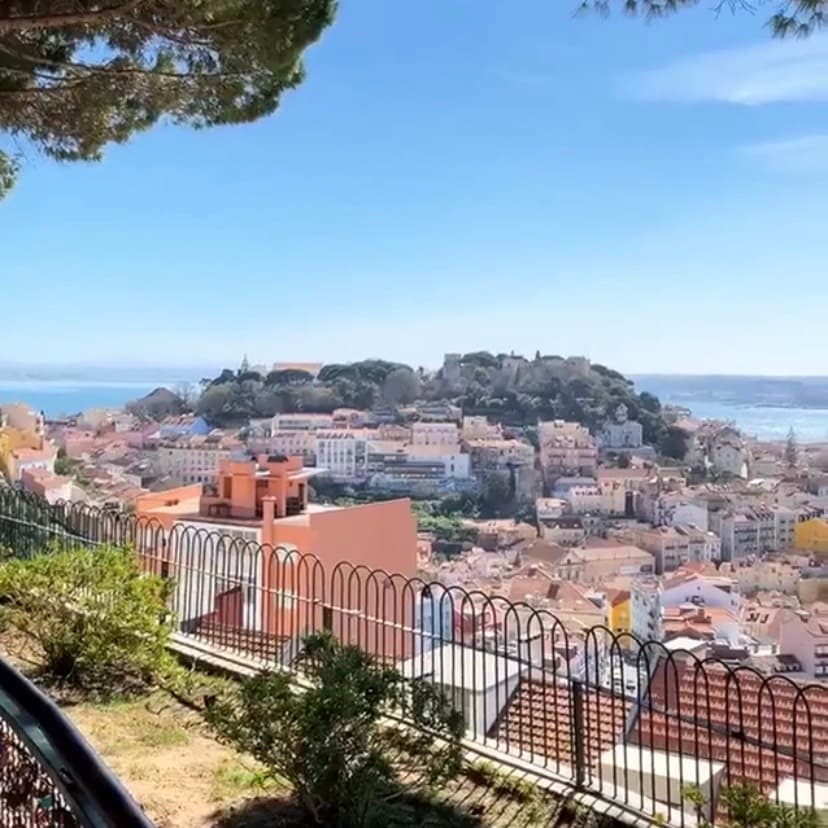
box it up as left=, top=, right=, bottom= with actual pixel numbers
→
left=261, top=496, right=277, bottom=547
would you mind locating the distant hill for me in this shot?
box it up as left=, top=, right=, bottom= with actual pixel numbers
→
left=633, top=375, right=828, bottom=409
left=197, top=354, right=673, bottom=446
left=126, top=387, right=184, bottom=421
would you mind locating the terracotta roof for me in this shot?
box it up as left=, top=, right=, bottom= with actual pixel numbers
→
left=489, top=679, right=630, bottom=772
left=631, top=658, right=828, bottom=793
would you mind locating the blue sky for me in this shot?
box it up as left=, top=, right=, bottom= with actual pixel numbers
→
left=2, top=0, right=827, bottom=375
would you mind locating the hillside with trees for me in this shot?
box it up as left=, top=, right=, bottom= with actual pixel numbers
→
left=193, top=352, right=675, bottom=449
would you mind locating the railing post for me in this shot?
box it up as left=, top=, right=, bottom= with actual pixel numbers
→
left=322, top=604, right=333, bottom=633
left=572, top=679, right=586, bottom=790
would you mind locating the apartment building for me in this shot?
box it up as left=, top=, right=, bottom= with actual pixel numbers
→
left=411, top=422, right=459, bottom=446
left=157, top=435, right=239, bottom=485
left=538, top=420, right=596, bottom=480
left=715, top=505, right=796, bottom=561
left=465, top=438, right=535, bottom=472
left=564, top=480, right=628, bottom=516
left=271, top=412, right=334, bottom=431
left=727, top=559, right=801, bottom=595
left=652, top=494, right=709, bottom=531
left=631, top=579, right=662, bottom=642
left=268, top=430, right=317, bottom=464
left=631, top=525, right=720, bottom=574
left=775, top=605, right=828, bottom=679
left=315, top=430, right=369, bottom=482
left=539, top=516, right=586, bottom=547
left=461, top=415, right=502, bottom=441
left=554, top=544, right=654, bottom=584
left=367, top=441, right=471, bottom=493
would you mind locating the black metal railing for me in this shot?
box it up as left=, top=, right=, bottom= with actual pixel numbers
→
left=0, top=656, right=153, bottom=827
left=1, top=487, right=827, bottom=826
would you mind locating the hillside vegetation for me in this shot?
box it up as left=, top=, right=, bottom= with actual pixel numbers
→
left=191, top=353, right=671, bottom=445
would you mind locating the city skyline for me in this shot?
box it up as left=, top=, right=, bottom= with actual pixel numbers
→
left=3, top=1, right=828, bottom=373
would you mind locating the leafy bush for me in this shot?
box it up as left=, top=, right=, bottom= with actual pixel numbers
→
left=0, top=545, right=172, bottom=692
left=207, top=632, right=464, bottom=827
left=683, top=783, right=818, bottom=828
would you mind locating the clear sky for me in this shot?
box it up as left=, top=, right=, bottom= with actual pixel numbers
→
left=2, top=1, right=827, bottom=375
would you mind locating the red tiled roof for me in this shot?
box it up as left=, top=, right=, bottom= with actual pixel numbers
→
left=631, top=658, right=828, bottom=793
left=489, top=679, right=630, bottom=772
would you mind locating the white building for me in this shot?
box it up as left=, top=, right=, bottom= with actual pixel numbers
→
left=660, top=571, right=742, bottom=615
left=399, top=643, right=523, bottom=738
left=631, top=580, right=662, bottom=642
left=405, top=444, right=470, bottom=478
left=366, top=441, right=471, bottom=492
left=656, top=496, right=709, bottom=531
left=709, top=427, right=748, bottom=478
left=271, top=413, right=334, bottom=431
left=597, top=403, right=643, bottom=450
left=315, top=430, right=369, bottom=482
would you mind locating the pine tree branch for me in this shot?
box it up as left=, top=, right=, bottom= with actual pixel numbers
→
left=0, top=1, right=149, bottom=33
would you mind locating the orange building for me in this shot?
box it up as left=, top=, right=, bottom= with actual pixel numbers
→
left=136, top=454, right=420, bottom=656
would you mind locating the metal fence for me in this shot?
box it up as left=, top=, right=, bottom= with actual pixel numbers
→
left=1, top=488, right=826, bottom=826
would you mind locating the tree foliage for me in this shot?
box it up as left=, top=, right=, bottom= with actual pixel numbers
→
left=206, top=631, right=464, bottom=827
left=381, top=367, right=420, bottom=406
left=785, top=427, right=798, bottom=467
left=0, top=544, right=172, bottom=692
left=579, top=0, right=828, bottom=37
left=683, top=782, right=817, bottom=828
left=0, top=0, right=336, bottom=198
left=660, top=425, right=689, bottom=460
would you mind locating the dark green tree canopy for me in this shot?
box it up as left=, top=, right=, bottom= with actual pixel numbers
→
left=0, top=0, right=336, bottom=198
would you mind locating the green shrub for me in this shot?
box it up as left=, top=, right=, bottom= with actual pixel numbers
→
left=682, top=783, right=819, bottom=828
left=0, top=544, right=172, bottom=692
left=206, top=631, right=465, bottom=827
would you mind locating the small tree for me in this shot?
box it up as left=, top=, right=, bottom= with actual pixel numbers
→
left=207, top=631, right=464, bottom=827
left=381, top=368, right=420, bottom=406
left=660, top=425, right=689, bottom=460
left=683, top=783, right=818, bottom=828
left=0, top=545, right=172, bottom=692
left=786, top=427, right=799, bottom=468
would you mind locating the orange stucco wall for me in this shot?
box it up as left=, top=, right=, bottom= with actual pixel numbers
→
left=260, top=499, right=419, bottom=657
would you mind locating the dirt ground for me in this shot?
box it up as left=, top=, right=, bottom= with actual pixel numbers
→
left=67, top=691, right=281, bottom=827
left=67, top=690, right=616, bottom=828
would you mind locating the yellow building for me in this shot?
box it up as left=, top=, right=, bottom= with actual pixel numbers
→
left=606, top=589, right=632, bottom=640
left=795, top=518, right=828, bottom=556
left=0, top=427, right=42, bottom=481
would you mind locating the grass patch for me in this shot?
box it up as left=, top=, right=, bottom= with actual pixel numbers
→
left=210, top=761, right=282, bottom=803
